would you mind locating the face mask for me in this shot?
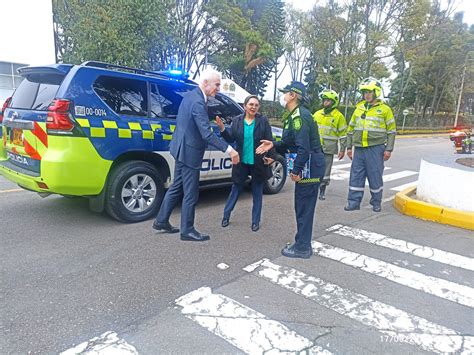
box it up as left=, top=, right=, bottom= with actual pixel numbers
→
left=279, top=94, right=287, bottom=108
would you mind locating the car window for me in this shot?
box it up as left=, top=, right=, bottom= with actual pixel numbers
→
left=208, top=94, right=243, bottom=122
left=32, top=83, right=61, bottom=110
left=93, top=76, right=148, bottom=117
left=149, top=84, right=163, bottom=118
left=9, top=78, right=60, bottom=111
left=150, top=83, right=192, bottom=118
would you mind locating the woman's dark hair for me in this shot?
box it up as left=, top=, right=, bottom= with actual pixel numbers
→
left=244, top=95, right=260, bottom=106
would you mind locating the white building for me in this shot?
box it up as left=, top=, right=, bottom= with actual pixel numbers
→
left=0, top=0, right=55, bottom=103
left=220, top=79, right=251, bottom=104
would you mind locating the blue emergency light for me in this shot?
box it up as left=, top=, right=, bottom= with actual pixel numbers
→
left=169, top=69, right=184, bottom=75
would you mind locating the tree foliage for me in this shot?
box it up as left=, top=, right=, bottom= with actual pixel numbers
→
left=206, top=0, right=285, bottom=96
left=53, top=0, right=172, bottom=69
left=52, top=0, right=473, bottom=126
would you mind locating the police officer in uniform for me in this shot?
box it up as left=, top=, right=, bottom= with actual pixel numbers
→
left=345, top=78, right=396, bottom=212
left=313, top=89, right=347, bottom=200
left=257, top=81, right=325, bottom=259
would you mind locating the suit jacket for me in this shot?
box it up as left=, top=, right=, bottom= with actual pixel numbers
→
left=170, top=88, right=229, bottom=169
left=221, top=113, right=274, bottom=184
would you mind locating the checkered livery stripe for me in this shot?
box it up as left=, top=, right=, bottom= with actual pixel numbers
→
left=75, top=118, right=176, bottom=141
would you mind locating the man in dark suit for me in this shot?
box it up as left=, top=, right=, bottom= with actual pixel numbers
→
left=153, top=69, right=240, bottom=241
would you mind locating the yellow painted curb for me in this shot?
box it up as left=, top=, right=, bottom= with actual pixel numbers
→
left=394, top=187, right=474, bottom=231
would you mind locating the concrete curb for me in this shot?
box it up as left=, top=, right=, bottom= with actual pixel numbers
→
left=393, top=187, right=474, bottom=231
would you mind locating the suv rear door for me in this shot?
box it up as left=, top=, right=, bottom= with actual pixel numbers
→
left=2, top=67, right=68, bottom=175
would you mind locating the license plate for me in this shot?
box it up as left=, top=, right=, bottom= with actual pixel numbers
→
left=11, top=128, right=23, bottom=146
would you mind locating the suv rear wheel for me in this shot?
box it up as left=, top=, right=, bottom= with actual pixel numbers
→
left=263, top=154, right=286, bottom=194
left=105, top=160, right=164, bottom=222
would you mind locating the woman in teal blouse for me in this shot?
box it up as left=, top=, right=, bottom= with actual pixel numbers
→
left=216, top=95, right=274, bottom=232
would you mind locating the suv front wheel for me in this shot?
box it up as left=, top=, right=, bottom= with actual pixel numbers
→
left=105, top=160, right=165, bottom=222
left=263, top=154, right=286, bottom=194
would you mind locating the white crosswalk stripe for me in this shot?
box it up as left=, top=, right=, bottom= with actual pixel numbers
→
left=61, top=331, right=138, bottom=355
left=331, top=162, right=353, bottom=170
left=329, top=163, right=418, bottom=192
left=365, top=170, right=418, bottom=185
left=76, top=225, right=471, bottom=354
left=251, top=259, right=474, bottom=354
left=171, top=224, right=473, bottom=353
left=175, top=287, right=332, bottom=354
left=329, top=170, right=351, bottom=180
left=331, top=167, right=392, bottom=179
left=312, top=241, right=474, bottom=307
left=390, top=181, right=418, bottom=191
left=326, top=224, right=474, bottom=271
left=167, top=224, right=474, bottom=353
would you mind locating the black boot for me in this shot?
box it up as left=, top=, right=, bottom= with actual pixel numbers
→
left=319, top=185, right=326, bottom=200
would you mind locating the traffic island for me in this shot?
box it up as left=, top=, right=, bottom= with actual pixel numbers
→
left=393, top=156, right=474, bottom=231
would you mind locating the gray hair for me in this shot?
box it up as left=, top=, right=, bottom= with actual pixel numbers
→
left=199, top=68, right=222, bottom=84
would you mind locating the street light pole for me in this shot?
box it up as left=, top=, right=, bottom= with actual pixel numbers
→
left=454, top=56, right=467, bottom=128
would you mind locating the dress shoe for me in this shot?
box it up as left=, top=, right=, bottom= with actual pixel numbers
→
left=344, top=204, right=360, bottom=211
left=152, top=221, right=179, bottom=233
left=221, top=218, right=230, bottom=228
left=251, top=223, right=260, bottom=232
left=281, top=244, right=312, bottom=259
left=373, top=205, right=382, bottom=212
left=180, top=231, right=210, bottom=242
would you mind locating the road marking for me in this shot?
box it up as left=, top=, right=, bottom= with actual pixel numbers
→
left=243, top=258, right=267, bottom=272
left=0, top=188, right=24, bottom=194
left=363, top=195, right=395, bottom=208
left=330, top=170, right=351, bottom=180
left=381, top=195, right=395, bottom=203
left=217, top=263, right=229, bottom=270
left=332, top=160, right=350, bottom=166
left=312, top=241, right=474, bottom=308
left=326, top=225, right=474, bottom=271
left=332, top=163, right=392, bottom=171
left=331, top=167, right=391, bottom=180
left=331, top=163, right=353, bottom=170
left=254, top=259, right=474, bottom=354
left=175, top=287, right=332, bottom=354
left=391, top=181, right=418, bottom=191
left=61, top=331, right=137, bottom=354
left=365, top=170, right=418, bottom=185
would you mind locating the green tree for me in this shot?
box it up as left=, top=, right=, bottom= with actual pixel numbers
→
left=53, top=0, right=172, bottom=69
left=390, top=2, right=474, bottom=126
left=207, top=0, right=285, bottom=96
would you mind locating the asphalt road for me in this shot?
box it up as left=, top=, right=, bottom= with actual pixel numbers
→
left=1, top=136, right=473, bottom=354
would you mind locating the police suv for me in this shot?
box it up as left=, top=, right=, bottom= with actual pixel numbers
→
left=0, top=62, right=285, bottom=222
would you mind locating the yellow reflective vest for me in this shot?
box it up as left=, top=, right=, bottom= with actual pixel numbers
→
left=312, top=108, right=347, bottom=155
left=347, top=100, right=396, bottom=151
